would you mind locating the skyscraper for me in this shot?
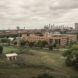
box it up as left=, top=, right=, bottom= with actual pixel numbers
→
left=75, top=23, right=78, bottom=30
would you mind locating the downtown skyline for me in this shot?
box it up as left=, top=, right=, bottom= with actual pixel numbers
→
left=0, top=0, right=78, bottom=29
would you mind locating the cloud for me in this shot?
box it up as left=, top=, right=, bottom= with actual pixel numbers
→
left=50, top=0, right=78, bottom=9
left=0, top=0, right=78, bottom=29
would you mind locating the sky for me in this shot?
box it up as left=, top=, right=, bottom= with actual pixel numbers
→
left=0, top=0, right=78, bottom=29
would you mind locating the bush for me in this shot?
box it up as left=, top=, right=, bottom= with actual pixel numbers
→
left=20, top=40, right=26, bottom=46
left=35, top=41, right=48, bottom=48
left=29, top=42, right=35, bottom=48
left=13, top=41, right=17, bottom=45
left=37, top=73, right=53, bottom=78
left=0, top=46, right=3, bottom=54
left=48, top=44, right=53, bottom=50
left=64, top=44, right=78, bottom=70
left=0, top=38, right=10, bottom=43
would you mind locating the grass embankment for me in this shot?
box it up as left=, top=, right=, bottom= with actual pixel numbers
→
left=0, top=46, right=78, bottom=78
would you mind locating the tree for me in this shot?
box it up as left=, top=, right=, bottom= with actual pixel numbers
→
left=63, top=44, right=78, bottom=70
left=0, top=46, right=3, bottom=54
left=41, top=41, right=48, bottom=48
left=29, top=42, right=35, bottom=48
left=48, top=44, right=53, bottom=50
left=20, top=40, right=26, bottom=47
left=36, top=41, right=41, bottom=48
left=36, top=41, right=48, bottom=48
left=0, top=38, right=10, bottom=43
left=13, top=41, right=17, bottom=45
left=0, top=38, right=10, bottom=46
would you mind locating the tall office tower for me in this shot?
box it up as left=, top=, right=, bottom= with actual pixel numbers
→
left=24, top=27, right=25, bottom=29
left=17, top=26, right=20, bottom=30
left=75, top=23, right=78, bottom=30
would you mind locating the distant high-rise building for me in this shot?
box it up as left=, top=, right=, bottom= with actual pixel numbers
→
left=17, top=26, right=20, bottom=30
left=75, top=23, right=78, bottom=30
left=24, top=27, right=25, bottom=29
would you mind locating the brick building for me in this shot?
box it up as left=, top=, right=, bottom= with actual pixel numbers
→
left=21, top=32, right=77, bottom=47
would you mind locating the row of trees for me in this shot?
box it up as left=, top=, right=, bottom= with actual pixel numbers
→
left=0, top=37, right=58, bottom=50
left=0, top=37, right=15, bottom=46
left=19, top=40, right=48, bottom=48
left=13, top=40, right=57, bottom=50
left=0, top=38, right=10, bottom=43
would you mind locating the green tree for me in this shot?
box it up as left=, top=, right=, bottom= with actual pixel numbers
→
left=0, top=46, right=3, bottom=54
left=13, top=41, right=17, bottom=45
left=20, top=40, right=26, bottom=47
left=0, top=38, right=10, bottom=43
left=0, top=38, right=10, bottom=46
left=64, top=44, right=78, bottom=70
left=29, top=42, right=35, bottom=48
left=36, top=41, right=48, bottom=48
left=48, top=44, right=53, bottom=50
left=41, top=41, right=48, bottom=48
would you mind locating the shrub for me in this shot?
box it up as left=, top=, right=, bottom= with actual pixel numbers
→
left=29, top=42, right=35, bottom=48
left=64, top=44, right=78, bottom=70
left=0, top=38, right=10, bottom=43
left=37, top=73, right=53, bottom=78
left=0, top=46, right=3, bottom=54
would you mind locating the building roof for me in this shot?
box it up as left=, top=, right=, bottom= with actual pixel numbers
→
left=6, top=53, right=18, bottom=57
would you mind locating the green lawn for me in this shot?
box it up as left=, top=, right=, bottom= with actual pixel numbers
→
left=0, top=46, right=78, bottom=78
left=3, top=46, right=19, bottom=53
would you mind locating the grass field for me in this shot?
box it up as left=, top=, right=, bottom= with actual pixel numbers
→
left=3, top=46, right=19, bottom=53
left=0, top=46, right=78, bottom=78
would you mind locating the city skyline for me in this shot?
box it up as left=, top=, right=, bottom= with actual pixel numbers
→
left=0, top=0, right=78, bottom=29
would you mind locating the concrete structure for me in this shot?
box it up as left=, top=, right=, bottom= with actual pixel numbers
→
left=6, top=53, right=18, bottom=61
left=22, top=32, right=77, bottom=47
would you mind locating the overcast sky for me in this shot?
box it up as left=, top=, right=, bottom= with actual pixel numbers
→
left=0, top=0, right=78, bottom=29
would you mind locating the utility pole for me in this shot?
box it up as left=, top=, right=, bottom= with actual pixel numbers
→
left=17, top=26, right=21, bottom=47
